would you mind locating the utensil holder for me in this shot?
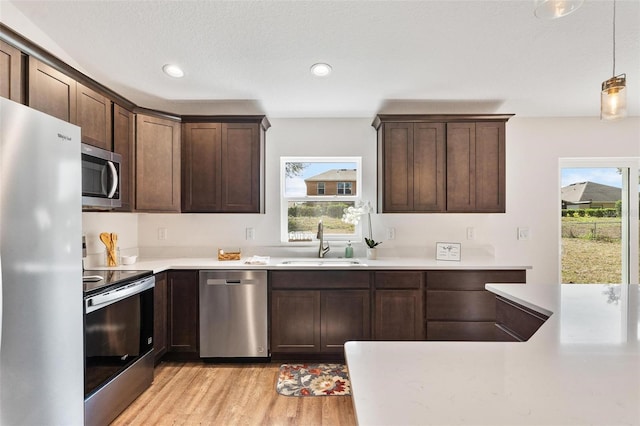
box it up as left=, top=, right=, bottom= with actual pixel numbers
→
left=105, top=247, right=121, bottom=266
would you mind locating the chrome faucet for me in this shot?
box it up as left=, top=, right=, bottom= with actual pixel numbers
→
left=317, top=220, right=330, bottom=258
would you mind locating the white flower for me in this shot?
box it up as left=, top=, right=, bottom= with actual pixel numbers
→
left=341, top=201, right=375, bottom=240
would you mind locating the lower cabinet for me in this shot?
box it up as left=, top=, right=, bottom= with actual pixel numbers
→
left=270, top=271, right=370, bottom=356
left=426, top=270, right=526, bottom=341
left=167, top=270, right=199, bottom=356
left=373, top=271, right=425, bottom=340
left=153, top=272, right=168, bottom=364
left=495, top=295, right=549, bottom=342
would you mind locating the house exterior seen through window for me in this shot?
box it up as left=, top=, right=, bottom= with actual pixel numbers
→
left=281, top=157, right=362, bottom=242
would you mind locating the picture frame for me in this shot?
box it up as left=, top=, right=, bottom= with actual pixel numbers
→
left=435, top=242, right=461, bottom=261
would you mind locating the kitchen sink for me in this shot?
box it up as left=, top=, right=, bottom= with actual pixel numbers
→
left=276, top=259, right=367, bottom=267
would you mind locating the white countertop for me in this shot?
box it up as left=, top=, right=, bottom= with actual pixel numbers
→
left=345, top=284, right=640, bottom=425
left=90, top=255, right=531, bottom=273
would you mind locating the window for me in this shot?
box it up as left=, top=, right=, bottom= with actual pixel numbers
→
left=337, top=182, right=352, bottom=195
left=559, top=158, right=640, bottom=285
left=281, top=157, right=362, bottom=243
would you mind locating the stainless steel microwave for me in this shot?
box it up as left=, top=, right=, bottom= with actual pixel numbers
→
left=81, top=143, right=122, bottom=209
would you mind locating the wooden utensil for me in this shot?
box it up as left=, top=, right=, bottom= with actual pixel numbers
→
left=100, top=232, right=117, bottom=266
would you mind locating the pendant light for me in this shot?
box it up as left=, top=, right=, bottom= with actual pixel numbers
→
left=534, top=0, right=583, bottom=19
left=601, top=0, right=627, bottom=120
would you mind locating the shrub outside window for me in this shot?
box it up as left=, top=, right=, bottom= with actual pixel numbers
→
left=281, top=157, right=362, bottom=243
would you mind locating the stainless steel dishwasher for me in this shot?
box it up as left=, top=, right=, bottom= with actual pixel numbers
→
left=199, top=270, right=269, bottom=359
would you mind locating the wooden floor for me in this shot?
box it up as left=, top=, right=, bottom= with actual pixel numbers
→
left=111, top=361, right=356, bottom=425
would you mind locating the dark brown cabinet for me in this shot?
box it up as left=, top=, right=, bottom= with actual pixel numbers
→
left=495, top=295, right=549, bottom=342
left=447, top=121, right=506, bottom=212
left=153, top=272, right=168, bottom=364
left=270, top=271, right=370, bottom=356
left=426, top=270, right=526, bottom=341
left=373, top=115, right=513, bottom=213
left=136, top=113, right=181, bottom=212
left=76, top=82, right=112, bottom=150
left=0, top=40, right=24, bottom=103
left=28, top=57, right=76, bottom=123
left=373, top=271, right=425, bottom=340
left=379, top=122, right=445, bottom=212
left=182, top=118, right=268, bottom=213
left=167, top=270, right=199, bottom=355
left=113, top=104, right=135, bottom=212
left=271, top=290, right=321, bottom=352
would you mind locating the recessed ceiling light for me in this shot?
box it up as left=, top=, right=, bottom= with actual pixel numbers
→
left=310, top=63, right=332, bottom=77
left=162, top=64, right=184, bottom=78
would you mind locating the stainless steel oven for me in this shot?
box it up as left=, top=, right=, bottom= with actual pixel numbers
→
left=81, top=143, right=122, bottom=209
left=83, top=271, right=154, bottom=426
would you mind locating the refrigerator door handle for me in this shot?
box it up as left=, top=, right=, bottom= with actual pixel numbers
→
left=107, top=161, right=118, bottom=199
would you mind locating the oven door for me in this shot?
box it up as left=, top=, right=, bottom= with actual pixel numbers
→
left=84, top=276, right=154, bottom=398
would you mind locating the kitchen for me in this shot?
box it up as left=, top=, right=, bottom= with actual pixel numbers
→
left=1, top=1, right=640, bottom=425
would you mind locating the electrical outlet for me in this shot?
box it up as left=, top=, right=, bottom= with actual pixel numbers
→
left=518, top=227, right=530, bottom=240
left=246, top=227, right=255, bottom=240
left=466, top=227, right=475, bottom=240
left=386, top=227, right=396, bottom=240
left=157, top=227, right=167, bottom=240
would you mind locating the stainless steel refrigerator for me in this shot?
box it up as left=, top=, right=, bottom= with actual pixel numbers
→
left=0, top=98, right=84, bottom=424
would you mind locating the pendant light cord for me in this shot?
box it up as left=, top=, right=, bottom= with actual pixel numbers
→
left=612, top=0, right=617, bottom=77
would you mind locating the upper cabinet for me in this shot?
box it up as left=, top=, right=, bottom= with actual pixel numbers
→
left=76, top=82, right=112, bottom=150
left=113, top=104, right=135, bottom=212
left=182, top=117, right=269, bottom=213
left=373, top=114, right=513, bottom=213
left=29, top=58, right=114, bottom=150
left=136, top=113, right=181, bottom=212
left=0, top=40, right=24, bottom=103
left=28, top=57, right=77, bottom=123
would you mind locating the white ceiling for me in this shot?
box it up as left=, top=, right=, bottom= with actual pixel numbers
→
left=2, top=0, right=639, bottom=118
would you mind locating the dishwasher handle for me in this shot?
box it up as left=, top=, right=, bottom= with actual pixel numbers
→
left=206, top=278, right=257, bottom=286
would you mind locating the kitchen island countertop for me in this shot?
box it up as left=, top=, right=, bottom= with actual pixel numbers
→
left=345, top=283, right=640, bottom=425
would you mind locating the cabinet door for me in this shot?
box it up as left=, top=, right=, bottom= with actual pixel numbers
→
left=167, top=271, right=199, bottom=353
left=220, top=123, right=261, bottom=212
left=28, top=57, right=76, bottom=123
left=153, top=272, right=168, bottom=364
left=321, top=290, right=370, bottom=353
left=113, top=104, right=135, bottom=212
left=136, top=114, right=181, bottom=212
left=271, top=290, right=320, bottom=353
left=0, top=40, right=24, bottom=103
left=76, top=82, right=112, bottom=150
left=182, top=122, right=222, bottom=212
left=446, top=122, right=476, bottom=212
left=374, top=290, right=424, bottom=340
left=383, top=123, right=414, bottom=212
left=475, top=121, right=505, bottom=212
left=413, top=122, right=446, bottom=212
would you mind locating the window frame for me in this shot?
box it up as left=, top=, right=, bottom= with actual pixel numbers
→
left=280, top=156, right=363, bottom=244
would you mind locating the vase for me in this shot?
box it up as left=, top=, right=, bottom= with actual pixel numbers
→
left=366, top=248, right=377, bottom=260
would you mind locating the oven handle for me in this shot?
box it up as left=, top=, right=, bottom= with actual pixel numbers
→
left=85, top=276, right=155, bottom=314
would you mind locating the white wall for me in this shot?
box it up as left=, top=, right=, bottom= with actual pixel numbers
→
left=83, top=116, right=640, bottom=284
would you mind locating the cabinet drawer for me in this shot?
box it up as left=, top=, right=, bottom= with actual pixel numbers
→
left=426, top=270, right=526, bottom=291
left=270, top=271, right=370, bottom=290
left=426, top=321, right=499, bottom=341
left=426, top=290, right=496, bottom=321
left=496, top=296, right=549, bottom=341
left=374, top=271, right=424, bottom=289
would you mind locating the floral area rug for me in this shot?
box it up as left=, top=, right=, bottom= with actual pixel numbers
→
left=276, top=363, right=351, bottom=396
